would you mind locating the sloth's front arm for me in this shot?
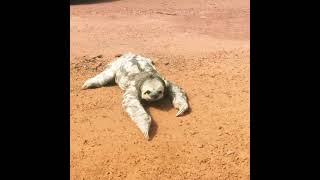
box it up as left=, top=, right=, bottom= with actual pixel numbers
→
left=122, top=86, right=152, bottom=139
left=166, top=82, right=189, bottom=117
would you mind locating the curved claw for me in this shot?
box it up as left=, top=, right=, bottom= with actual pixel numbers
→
left=81, top=82, right=90, bottom=90
left=81, top=79, right=100, bottom=90
left=176, top=104, right=188, bottom=117
left=143, top=131, right=150, bottom=140
left=81, top=79, right=94, bottom=90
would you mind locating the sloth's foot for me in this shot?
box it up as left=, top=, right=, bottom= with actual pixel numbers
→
left=143, top=131, right=150, bottom=140
left=81, top=78, right=101, bottom=90
left=176, top=103, right=188, bottom=117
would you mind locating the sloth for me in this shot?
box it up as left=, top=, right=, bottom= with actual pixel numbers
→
left=82, top=53, right=189, bottom=139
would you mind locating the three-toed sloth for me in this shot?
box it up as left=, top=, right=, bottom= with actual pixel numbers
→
left=82, top=53, right=189, bottom=139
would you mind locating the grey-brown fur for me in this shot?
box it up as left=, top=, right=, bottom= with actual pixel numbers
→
left=82, top=53, right=189, bottom=139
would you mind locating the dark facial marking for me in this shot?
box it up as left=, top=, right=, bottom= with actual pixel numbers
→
left=144, top=90, right=151, bottom=95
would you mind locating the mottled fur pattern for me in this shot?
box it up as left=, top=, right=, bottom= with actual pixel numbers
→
left=82, top=53, right=189, bottom=139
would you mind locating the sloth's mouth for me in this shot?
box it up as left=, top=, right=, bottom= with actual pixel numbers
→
left=147, top=98, right=159, bottom=102
left=145, top=96, right=162, bottom=102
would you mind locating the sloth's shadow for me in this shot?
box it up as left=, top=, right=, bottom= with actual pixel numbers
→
left=146, top=95, right=192, bottom=116
left=144, top=96, right=174, bottom=112
left=143, top=96, right=191, bottom=140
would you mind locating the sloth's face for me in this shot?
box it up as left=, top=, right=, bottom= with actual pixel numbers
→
left=140, top=78, right=165, bottom=101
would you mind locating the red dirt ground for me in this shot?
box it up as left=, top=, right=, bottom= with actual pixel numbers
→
left=70, top=0, right=250, bottom=179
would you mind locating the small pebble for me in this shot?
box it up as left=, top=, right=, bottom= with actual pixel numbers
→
left=226, top=150, right=235, bottom=155
left=199, top=158, right=209, bottom=164
left=191, top=131, right=198, bottom=135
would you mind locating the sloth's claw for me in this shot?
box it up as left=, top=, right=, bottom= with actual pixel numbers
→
left=176, top=104, right=188, bottom=117
left=143, top=131, right=150, bottom=140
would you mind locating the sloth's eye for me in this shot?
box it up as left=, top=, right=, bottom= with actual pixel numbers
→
left=144, top=90, right=151, bottom=94
left=158, top=91, right=162, bottom=94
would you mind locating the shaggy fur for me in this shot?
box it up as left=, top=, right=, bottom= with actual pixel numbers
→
left=82, top=53, right=189, bottom=139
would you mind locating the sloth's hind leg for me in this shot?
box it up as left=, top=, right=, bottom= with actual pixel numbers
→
left=82, top=66, right=115, bottom=89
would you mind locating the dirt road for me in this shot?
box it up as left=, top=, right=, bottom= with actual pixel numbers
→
left=71, top=0, right=249, bottom=179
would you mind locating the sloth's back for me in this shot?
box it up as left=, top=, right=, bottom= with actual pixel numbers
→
left=114, top=53, right=156, bottom=90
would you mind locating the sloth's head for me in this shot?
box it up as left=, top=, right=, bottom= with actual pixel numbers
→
left=140, top=77, right=165, bottom=102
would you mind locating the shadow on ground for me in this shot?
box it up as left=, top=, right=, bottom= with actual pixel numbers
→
left=145, top=97, right=191, bottom=140
left=147, top=97, right=192, bottom=116
left=70, top=0, right=119, bottom=5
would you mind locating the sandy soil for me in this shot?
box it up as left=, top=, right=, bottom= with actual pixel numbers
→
left=70, top=0, right=250, bottom=179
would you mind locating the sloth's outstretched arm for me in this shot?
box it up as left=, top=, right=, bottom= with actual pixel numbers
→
left=166, top=82, right=189, bottom=117
left=122, top=87, right=152, bottom=139
left=82, top=66, right=115, bottom=89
